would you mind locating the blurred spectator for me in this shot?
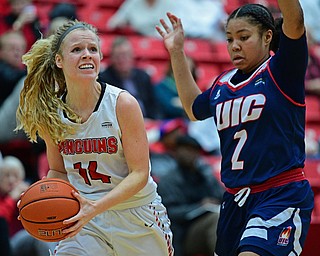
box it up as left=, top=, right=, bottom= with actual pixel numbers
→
left=98, top=36, right=160, bottom=119
left=174, top=0, right=227, bottom=41
left=0, top=15, right=71, bottom=182
left=0, top=12, right=68, bottom=141
left=0, top=33, right=31, bottom=180
left=154, top=55, right=221, bottom=153
left=0, top=31, right=39, bottom=183
left=300, top=0, right=320, bottom=44
left=45, top=16, right=70, bottom=38
left=155, top=56, right=196, bottom=119
left=107, top=0, right=174, bottom=37
left=188, top=117, right=221, bottom=155
left=0, top=0, right=42, bottom=50
left=0, top=77, right=26, bottom=143
left=0, top=79, right=43, bottom=183
left=0, top=155, right=29, bottom=237
left=49, top=2, right=78, bottom=21
left=150, top=118, right=188, bottom=178
left=305, top=128, right=320, bottom=157
left=0, top=30, right=27, bottom=107
left=0, top=155, right=56, bottom=256
left=156, top=134, right=225, bottom=256
left=45, top=2, right=78, bottom=37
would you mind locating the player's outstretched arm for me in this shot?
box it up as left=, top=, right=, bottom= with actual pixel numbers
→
left=278, top=0, right=305, bottom=39
left=156, top=13, right=201, bottom=121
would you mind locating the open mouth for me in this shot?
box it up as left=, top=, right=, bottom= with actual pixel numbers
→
left=233, top=56, right=244, bottom=65
left=233, top=55, right=243, bottom=61
left=79, top=64, right=94, bottom=69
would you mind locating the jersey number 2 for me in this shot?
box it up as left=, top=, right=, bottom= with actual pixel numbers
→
left=232, top=130, right=247, bottom=170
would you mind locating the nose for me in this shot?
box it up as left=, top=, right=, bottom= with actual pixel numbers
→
left=12, top=46, right=24, bottom=54
left=8, top=174, right=17, bottom=184
left=231, top=40, right=241, bottom=51
left=81, top=48, right=92, bottom=59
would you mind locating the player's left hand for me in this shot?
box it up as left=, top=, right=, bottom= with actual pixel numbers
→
left=62, top=190, right=98, bottom=238
left=156, top=12, right=185, bottom=55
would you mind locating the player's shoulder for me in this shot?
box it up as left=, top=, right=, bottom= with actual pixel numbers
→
left=117, top=90, right=139, bottom=111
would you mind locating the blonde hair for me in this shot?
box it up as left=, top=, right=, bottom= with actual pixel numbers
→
left=16, top=20, right=100, bottom=144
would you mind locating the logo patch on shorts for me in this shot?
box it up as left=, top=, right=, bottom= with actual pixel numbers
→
left=277, top=226, right=292, bottom=246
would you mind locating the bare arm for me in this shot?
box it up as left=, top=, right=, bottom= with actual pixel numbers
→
left=156, top=13, right=202, bottom=121
left=278, top=0, right=305, bottom=39
left=41, top=132, right=68, bottom=181
left=94, top=91, right=150, bottom=212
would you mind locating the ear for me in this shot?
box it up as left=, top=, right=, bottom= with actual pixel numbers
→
left=264, top=30, right=273, bottom=45
left=55, top=54, right=63, bottom=68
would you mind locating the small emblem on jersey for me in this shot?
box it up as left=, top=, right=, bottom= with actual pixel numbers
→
left=214, top=89, right=221, bottom=100
left=254, top=78, right=265, bottom=87
left=101, top=121, right=113, bottom=128
left=277, top=226, right=292, bottom=246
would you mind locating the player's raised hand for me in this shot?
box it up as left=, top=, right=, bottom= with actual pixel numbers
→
left=156, top=12, right=185, bottom=55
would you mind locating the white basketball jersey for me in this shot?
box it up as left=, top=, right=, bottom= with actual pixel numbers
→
left=58, top=83, right=157, bottom=210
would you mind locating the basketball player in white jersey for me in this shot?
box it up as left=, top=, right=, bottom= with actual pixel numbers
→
left=16, top=20, right=173, bottom=256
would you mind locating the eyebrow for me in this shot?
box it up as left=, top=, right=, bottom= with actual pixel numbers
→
left=68, top=40, right=98, bottom=47
left=226, top=28, right=251, bottom=35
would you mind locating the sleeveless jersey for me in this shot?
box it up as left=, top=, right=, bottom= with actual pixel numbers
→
left=207, top=59, right=305, bottom=188
left=58, top=83, right=157, bottom=210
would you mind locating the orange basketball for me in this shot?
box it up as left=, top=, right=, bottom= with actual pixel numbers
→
left=18, top=178, right=80, bottom=242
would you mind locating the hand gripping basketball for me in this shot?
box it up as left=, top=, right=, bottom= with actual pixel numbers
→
left=18, top=178, right=80, bottom=242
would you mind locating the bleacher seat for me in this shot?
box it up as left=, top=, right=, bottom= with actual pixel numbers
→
left=99, top=33, right=117, bottom=58
left=0, top=0, right=10, bottom=16
left=34, top=0, right=85, bottom=28
left=306, top=95, right=320, bottom=124
left=223, top=0, right=241, bottom=14
left=91, top=0, right=124, bottom=9
left=137, top=59, right=168, bottom=84
left=128, top=35, right=168, bottom=60
left=35, top=3, right=55, bottom=28
left=306, top=123, right=320, bottom=153
left=304, top=158, right=320, bottom=193
left=211, top=42, right=232, bottom=65
left=78, top=7, right=116, bottom=33
left=196, top=63, right=221, bottom=91
left=184, top=39, right=216, bottom=63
